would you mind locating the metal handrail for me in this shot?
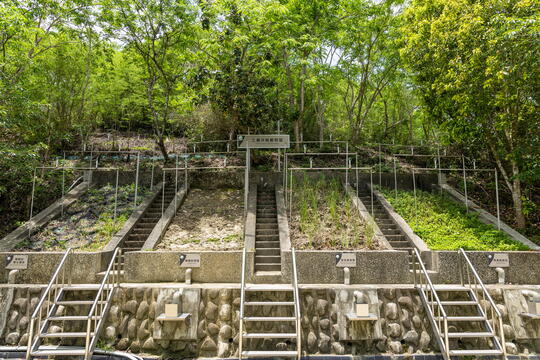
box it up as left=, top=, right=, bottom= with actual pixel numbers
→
left=238, top=247, right=247, bottom=360
left=412, top=248, right=449, bottom=358
left=26, top=248, right=73, bottom=359
left=85, top=248, right=122, bottom=359
left=291, top=248, right=301, bottom=358
left=458, top=249, right=507, bottom=357
left=67, top=176, right=84, bottom=192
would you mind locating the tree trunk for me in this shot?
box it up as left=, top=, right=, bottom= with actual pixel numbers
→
left=511, top=161, right=526, bottom=228
left=156, top=135, right=169, bottom=162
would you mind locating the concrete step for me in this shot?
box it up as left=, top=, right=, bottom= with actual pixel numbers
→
left=255, top=255, right=281, bottom=264
left=386, top=234, right=405, bottom=241
left=255, top=264, right=281, bottom=272
left=257, top=213, right=276, bottom=219
left=128, top=234, right=148, bottom=241
left=256, top=223, right=278, bottom=230
left=256, top=234, right=279, bottom=240
left=257, top=218, right=277, bottom=224
left=255, top=241, right=280, bottom=248
left=382, top=229, right=401, bottom=235
left=256, top=230, right=279, bottom=236
left=256, top=248, right=280, bottom=256
left=389, top=241, right=410, bottom=248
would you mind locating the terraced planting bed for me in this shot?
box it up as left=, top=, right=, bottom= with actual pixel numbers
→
left=157, top=188, right=243, bottom=250
left=379, top=188, right=529, bottom=251
left=19, top=184, right=150, bottom=251
left=290, top=176, right=383, bottom=250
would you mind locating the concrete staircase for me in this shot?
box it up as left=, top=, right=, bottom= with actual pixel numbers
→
left=255, top=186, right=281, bottom=272
left=357, top=188, right=415, bottom=268
left=122, top=183, right=177, bottom=252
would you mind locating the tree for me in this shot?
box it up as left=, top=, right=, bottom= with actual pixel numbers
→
left=402, top=0, right=540, bottom=228
left=102, top=0, right=199, bottom=160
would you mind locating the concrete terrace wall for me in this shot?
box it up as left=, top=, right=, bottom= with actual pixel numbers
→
left=0, top=251, right=106, bottom=284
left=1, top=284, right=538, bottom=357
left=433, top=251, right=540, bottom=285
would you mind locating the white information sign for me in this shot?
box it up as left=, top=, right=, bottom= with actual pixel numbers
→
left=335, top=253, right=356, bottom=268
left=238, top=135, right=290, bottom=149
left=179, top=254, right=200, bottom=268
left=6, top=255, right=28, bottom=270
left=488, top=253, right=509, bottom=268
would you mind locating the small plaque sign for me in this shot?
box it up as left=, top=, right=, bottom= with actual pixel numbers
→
left=179, top=254, right=200, bottom=268
left=335, top=253, right=356, bottom=268
left=238, top=135, right=290, bottom=149
left=488, top=253, right=509, bottom=268
left=6, top=255, right=28, bottom=270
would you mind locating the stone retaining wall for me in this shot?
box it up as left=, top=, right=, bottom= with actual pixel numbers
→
left=1, top=285, right=538, bottom=357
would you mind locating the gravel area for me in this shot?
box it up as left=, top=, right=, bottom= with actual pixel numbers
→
left=158, top=188, right=243, bottom=251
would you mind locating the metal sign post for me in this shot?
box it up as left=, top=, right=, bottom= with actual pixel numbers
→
left=238, top=134, right=291, bottom=216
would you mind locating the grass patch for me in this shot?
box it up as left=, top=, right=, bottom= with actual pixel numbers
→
left=290, top=175, right=374, bottom=250
left=379, top=188, right=529, bottom=251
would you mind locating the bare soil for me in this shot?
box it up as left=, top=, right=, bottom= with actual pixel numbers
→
left=158, top=188, right=243, bottom=250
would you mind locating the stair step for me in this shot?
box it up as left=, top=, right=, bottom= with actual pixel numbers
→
left=241, top=351, right=297, bottom=358
left=97, top=270, right=124, bottom=277
left=428, top=300, right=478, bottom=306
left=31, top=347, right=86, bottom=356
left=255, top=255, right=281, bottom=264
left=255, top=264, right=281, bottom=271
left=448, top=349, right=503, bottom=356
left=256, top=248, right=281, bottom=256
left=55, top=300, right=106, bottom=306
left=243, top=332, right=297, bottom=339
left=245, top=284, right=293, bottom=291
left=255, top=241, right=280, bottom=248
left=244, top=301, right=295, bottom=306
left=48, top=315, right=101, bottom=321
left=257, top=214, right=276, bottom=219
left=430, top=285, right=469, bottom=291
left=257, top=218, right=277, bottom=224
left=62, top=285, right=100, bottom=291
left=446, top=331, right=494, bottom=338
left=434, top=316, right=485, bottom=321
left=244, top=316, right=295, bottom=322
left=40, top=332, right=94, bottom=338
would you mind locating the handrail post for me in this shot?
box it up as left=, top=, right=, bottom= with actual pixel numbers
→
left=292, top=248, right=301, bottom=358
left=239, top=247, right=246, bottom=360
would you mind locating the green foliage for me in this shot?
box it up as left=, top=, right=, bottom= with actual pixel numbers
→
left=380, top=188, right=529, bottom=251
left=293, top=175, right=367, bottom=249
